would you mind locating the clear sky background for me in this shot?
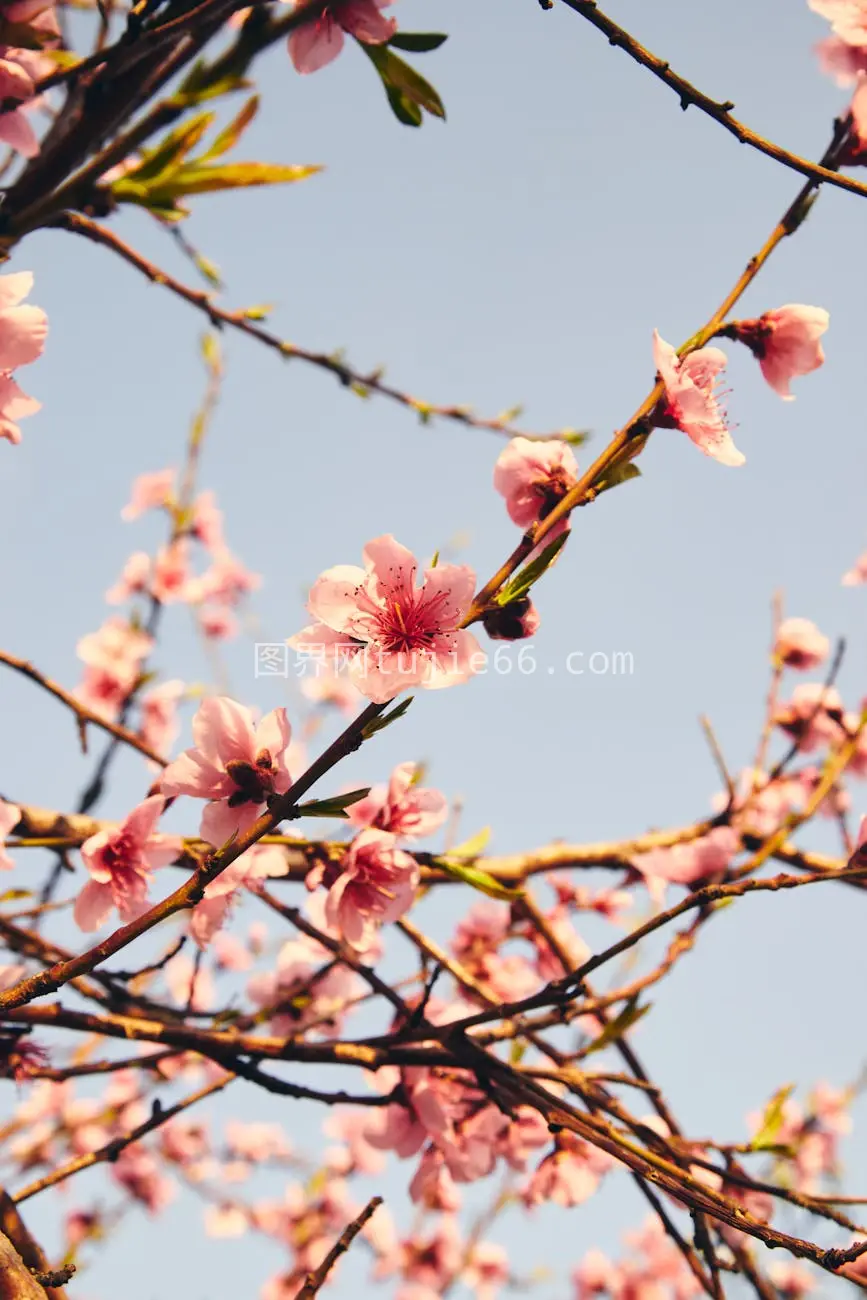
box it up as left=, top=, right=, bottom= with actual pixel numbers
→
left=2, top=1, right=867, bottom=1296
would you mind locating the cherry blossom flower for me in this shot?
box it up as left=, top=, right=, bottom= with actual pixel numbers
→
left=110, top=1145, right=175, bottom=1213
left=493, top=436, right=579, bottom=528
left=843, top=549, right=867, bottom=585
left=74, top=615, right=153, bottom=721
left=160, top=696, right=294, bottom=846
left=407, top=1147, right=462, bottom=1210
left=809, top=0, right=867, bottom=46
left=774, top=683, right=845, bottom=751
left=152, top=540, right=194, bottom=603
left=74, top=795, right=181, bottom=931
left=347, top=762, right=448, bottom=839
left=190, top=489, right=224, bottom=550
left=0, top=271, right=47, bottom=370
left=0, top=372, right=39, bottom=443
left=817, top=34, right=867, bottom=80
left=0, top=1032, right=48, bottom=1081
left=190, top=844, right=287, bottom=948
left=105, top=551, right=151, bottom=604
left=324, top=1108, right=387, bottom=1175
left=288, top=0, right=396, bottom=75
left=306, top=827, right=419, bottom=948
left=767, top=1262, right=816, bottom=1299
left=138, top=678, right=185, bottom=757
left=121, top=468, right=176, bottom=520
left=523, top=1132, right=614, bottom=1208
left=246, top=929, right=360, bottom=1037
left=651, top=330, right=743, bottom=467
left=630, top=826, right=740, bottom=905
left=729, top=305, right=829, bottom=400
left=290, top=534, right=482, bottom=704
left=774, top=617, right=830, bottom=670
left=0, top=798, right=20, bottom=871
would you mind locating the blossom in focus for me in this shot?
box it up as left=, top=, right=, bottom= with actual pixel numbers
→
left=651, top=330, right=743, bottom=467
left=290, top=535, right=482, bottom=704
left=288, top=0, right=396, bottom=75
left=74, top=795, right=181, bottom=931
left=774, top=618, right=830, bottom=670
left=630, top=826, right=740, bottom=905
left=0, top=798, right=20, bottom=871
left=347, top=761, right=447, bottom=839
left=493, top=436, right=579, bottom=528
left=160, top=696, right=294, bottom=846
left=729, top=305, right=829, bottom=400
left=306, top=828, right=419, bottom=949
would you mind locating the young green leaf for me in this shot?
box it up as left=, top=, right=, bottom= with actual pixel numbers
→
left=202, top=96, right=260, bottom=161
left=435, top=857, right=522, bottom=901
left=361, top=696, right=414, bottom=740
left=749, top=1084, right=796, bottom=1151
left=296, top=789, right=372, bottom=819
left=495, top=533, right=568, bottom=607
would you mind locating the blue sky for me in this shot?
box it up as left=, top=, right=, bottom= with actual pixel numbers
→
left=2, top=1, right=867, bottom=1296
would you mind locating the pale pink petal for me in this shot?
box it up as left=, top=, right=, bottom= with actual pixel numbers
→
left=74, top=880, right=114, bottom=932
left=307, top=565, right=367, bottom=632
left=288, top=16, right=345, bottom=73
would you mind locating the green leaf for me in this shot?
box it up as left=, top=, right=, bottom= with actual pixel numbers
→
left=495, top=533, right=568, bottom=607
left=124, top=112, right=216, bottom=184
left=594, top=462, right=641, bottom=496
left=582, top=997, right=652, bottom=1057
left=202, top=95, right=260, bottom=161
left=510, top=1040, right=527, bottom=1065
left=435, top=856, right=522, bottom=901
left=750, top=1084, right=796, bottom=1151
left=446, top=827, right=491, bottom=861
left=241, top=303, right=274, bottom=321
left=361, top=696, right=414, bottom=740
left=388, top=32, right=448, bottom=53
left=362, top=45, right=446, bottom=126
left=0, top=889, right=32, bottom=902
left=296, top=789, right=372, bottom=819
left=143, top=161, right=323, bottom=200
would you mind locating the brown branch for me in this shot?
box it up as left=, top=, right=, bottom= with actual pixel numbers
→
left=0, top=650, right=166, bottom=767
left=293, top=1197, right=382, bottom=1300
left=51, top=212, right=577, bottom=444
left=554, top=0, right=867, bottom=202
left=12, top=1072, right=231, bottom=1204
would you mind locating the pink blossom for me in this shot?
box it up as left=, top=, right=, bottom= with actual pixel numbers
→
left=224, top=1120, right=292, bottom=1164
left=774, top=682, right=845, bottom=751
left=74, top=617, right=153, bottom=721
left=290, top=534, right=482, bottom=704
left=160, top=696, right=294, bottom=846
left=809, top=0, right=867, bottom=45
left=407, top=1147, right=462, bottom=1210
left=817, top=33, right=867, bottom=80
left=306, top=827, right=419, bottom=948
left=842, top=550, right=867, bottom=585
left=190, top=489, right=224, bottom=550
left=0, top=271, right=47, bottom=370
left=651, top=330, right=743, bottom=467
left=347, top=762, right=447, bottom=839
left=496, top=1106, right=551, bottom=1171
left=110, top=1145, right=175, bottom=1214
left=0, top=1033, right=48, bottom=1081
left=767, top=1262, right=816, bottom=1299
left=324, top=1108, right=387, bottom=1175
left=523, top=1132, right=614, bottom=1208
left=121, top=468, right=176, bottom=520
left=189, top=843, right=287, bottom=948
left=198, top=605, right=238, bottom=640
left=631, top=826, right=740, bottom=905
left=493, top=436, right=579, bottom=528
left=246, top=933, right=359, bottom=1037
left=192, top=549, right=261, bottom=606
left=164, top=953, right=215, bottom=1011
left=731, top=305, right=829, bottom=400
left=204, top=1204, right=248, bottom=1237
left=464, top=1242, right=510, bottom=1300
left=288, top=0, right=396, bottom=75
left=774, top=617, right=830, bottom=670
left=482, top=596, right=541, bottom=641
left=0, top=798, right=20, bottom=871
left=74, top=795, right=181, bottom=931
left=106, top=551, right=151, bottom=604
left=152, top=540, right=194, bottom=603
left=573, top=1249, right=621, bottom=1300
left=0, top=372, right=39, bottom=443
left=138, top=678, right=185, bottom=757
